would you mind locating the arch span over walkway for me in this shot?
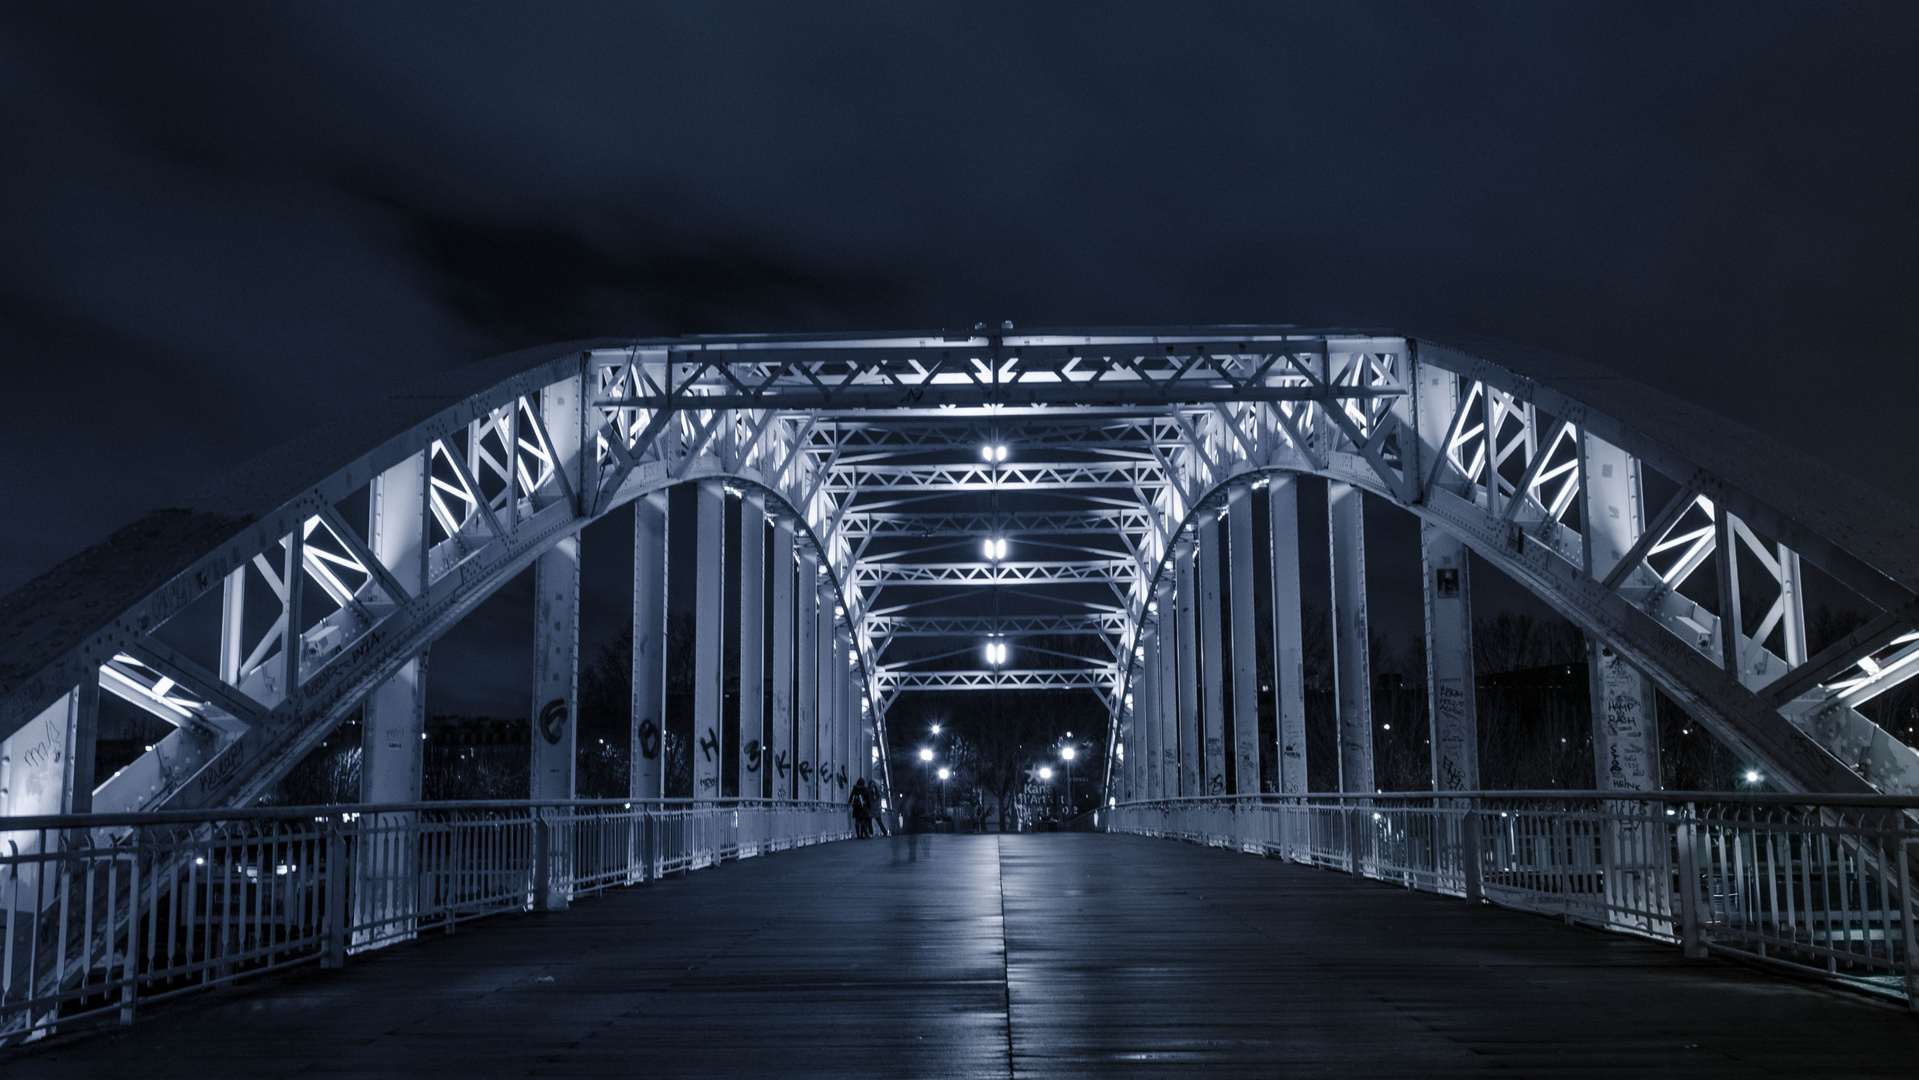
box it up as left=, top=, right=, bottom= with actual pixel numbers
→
left=3, top=328, right=1916, bottom=825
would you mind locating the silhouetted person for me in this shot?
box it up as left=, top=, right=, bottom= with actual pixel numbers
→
left=849, top=778, right=874, bottom=838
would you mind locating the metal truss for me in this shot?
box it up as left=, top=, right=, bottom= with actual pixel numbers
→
left=6, top=328, right=1919, bottom=825
left=866, top=614, right=1127, bottom=637
left=582, top=332, right=1404, bottom=413
left=876, top=667, right=1120, bottom=709
left=852, top=559, right=1138, bottom=588
left=819, top=460, right=1164, bottom=495
left=838, top=510, right=1154, bottom=539
left=821, top=417, right=1175, bottom=456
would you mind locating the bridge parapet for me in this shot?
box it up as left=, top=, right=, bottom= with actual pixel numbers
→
left=0, top=797, right=851, bottom=1045
left=1109, top=791, right=1919, bottom=1009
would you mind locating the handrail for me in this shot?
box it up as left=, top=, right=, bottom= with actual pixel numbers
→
left=1108, top=792, right=1919, bottom=1011
left=1115, top=790, right=1919, bottom=808
left=0, top=797, right=846, bottom=832
left=0, top=798, right=859, bottom=1047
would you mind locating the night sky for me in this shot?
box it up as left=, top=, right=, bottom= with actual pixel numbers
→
left=3, top=5, right=1916, bottom=715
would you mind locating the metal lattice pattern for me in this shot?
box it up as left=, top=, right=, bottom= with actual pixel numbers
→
left=3, top=328, right=1919, bottom=836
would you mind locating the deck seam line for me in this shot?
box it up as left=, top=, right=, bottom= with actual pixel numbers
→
left=998, top=833, right=1016, bottom=1080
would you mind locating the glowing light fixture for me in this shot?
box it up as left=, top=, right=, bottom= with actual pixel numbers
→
left=937, top=767, right=951, bottom=780
left=983, top=536, right=1009, bottom=560
left=984, top=638, right=1008, bottom=665
left=981, top=443, right=1009, bottom=463
left=919, top=747, right=934, bottom=762
left=1060, top=746, right=1076, bottom=761
left=1039, top=766, right=1054, bottom=780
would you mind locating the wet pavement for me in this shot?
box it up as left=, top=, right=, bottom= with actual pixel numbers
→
left=13, top=833, right=1919, bottom=1078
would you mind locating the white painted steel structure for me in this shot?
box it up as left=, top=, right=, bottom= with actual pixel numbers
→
left=4, top=327, right=1919, bottom=1030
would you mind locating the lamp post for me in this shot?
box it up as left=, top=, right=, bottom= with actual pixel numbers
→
left=1060, top=744, right=1077, bottom=816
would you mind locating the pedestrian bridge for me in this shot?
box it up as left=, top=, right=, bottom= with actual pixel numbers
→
left=3, top=328, right=1919, bottom=1054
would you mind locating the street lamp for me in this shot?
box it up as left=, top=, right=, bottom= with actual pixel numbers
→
left=937, top=767, right=950, bottom=781
left=1060, top=745, right=1077, bottom=814
left=919, top=747, right=934, bottom=762
left=984, top=638, right=1007, bottom=665
left=1038, top=766, right=1053, bottom=780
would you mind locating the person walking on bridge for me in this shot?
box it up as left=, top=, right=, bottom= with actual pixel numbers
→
left=849, top=778, right=874, bottom=838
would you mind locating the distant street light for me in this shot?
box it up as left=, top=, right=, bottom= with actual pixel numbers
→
left=919, top=747, right=934, bottom=762
left=1038, top=766, right=1053, bottom=780
left=1060, top=744, right=1077, bottom=813
left=931, top=723, right=941, bottom=735
left=937, top=767, right=950, bottom=781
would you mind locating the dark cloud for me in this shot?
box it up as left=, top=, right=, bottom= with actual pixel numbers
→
left=358, top=182, right=919, bottom=346
left=2, top=1, right=1917, bottom=600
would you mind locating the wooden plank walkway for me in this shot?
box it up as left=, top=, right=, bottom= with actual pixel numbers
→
left=13, top=834, right=1919, bottom=1078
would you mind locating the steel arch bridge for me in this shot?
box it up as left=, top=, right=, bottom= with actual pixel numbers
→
left=3, top=328, right=1918, bottom=828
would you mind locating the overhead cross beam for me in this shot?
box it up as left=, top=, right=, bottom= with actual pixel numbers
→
left=838, top=510, right=1153, bottom=539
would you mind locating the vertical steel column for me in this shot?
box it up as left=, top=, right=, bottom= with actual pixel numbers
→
left=692, top=480, right=726, bottom=800
left=528, top=532, right=579, bottom=912
left=835, top=623, right=854, bottom=800
left=362, top=452, right=429, bottom=805
left=1582, top=431, right=1665, bottom=929
left=530, top=369, right=583, bottom=911
left=1141, top=622, right=1162, bottom=799
left=1422, top=523, right=1480, bottom=793
left=1, top=692, right=75, bottom=815
left=769, top=517, right=797, bottom=798
left=1173, top=535, right=1201, bottom=796
left=1155, top=581, right=1179, bottom=798
left=631, top=494, right=667, bottom=801
left=1328, top=481, right=1374, bottom=794
left=1197, top=510, right=1227, bottom=796
left=1226, top=483, right=1261, bottom=795
left=795, top=546, right=820, bottom=800
left=353, top=451, right=429, bottom=934
left=863, top=698, right=877, bottom=786
left=530, top=535, right=581, bottom=802
left=738, top=493, right=766, bottom=799
left=815, top=576, right=837, bottom=800
left=63, top=669, right=99, bottom=814
left=1581, top=432, right=1661, bottom=791
left=1268, top=475, right=1308, bottom=795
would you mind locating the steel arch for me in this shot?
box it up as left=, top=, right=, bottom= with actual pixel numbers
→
left=3, top=329, right=1916, bottom=816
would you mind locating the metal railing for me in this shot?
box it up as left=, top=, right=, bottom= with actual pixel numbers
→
left=0, top=798, right=854, bottom=1044
left=1107, top=792, right=1919, bottom=1009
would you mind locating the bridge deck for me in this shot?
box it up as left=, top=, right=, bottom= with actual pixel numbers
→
left=18, top=834, right=1918, bottom=1078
